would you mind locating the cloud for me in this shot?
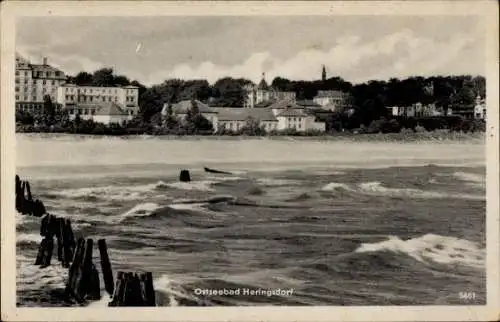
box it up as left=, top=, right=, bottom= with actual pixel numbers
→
left=16, top=16, right=484, bottom=86
left=140, top=28, right=483, bottom=85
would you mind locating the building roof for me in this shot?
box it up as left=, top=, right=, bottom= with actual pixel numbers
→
left=254, top=98, right=277, bottom=108
left=31, top=64, right=66, bottom=77
left=315, top=90, right=345, bottom=98
left=170, top=100, right=215, bottom=114
left=94, top=102, right=128, bottom=116
left=276, top=108, right=309, bottom=117
left=212, top=107, right=278, bottom=122
left=269, top=99, right=302, bottom=110
left=296, top=99, right=322, bottom=108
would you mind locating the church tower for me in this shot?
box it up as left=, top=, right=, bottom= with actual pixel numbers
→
left=322, top=65, right=327, bottom=82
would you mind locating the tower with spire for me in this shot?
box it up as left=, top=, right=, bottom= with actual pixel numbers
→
left=322, top=65, right=327, bottom=82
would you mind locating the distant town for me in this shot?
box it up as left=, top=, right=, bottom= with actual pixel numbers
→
left=15, top=53, right=486, bottom=136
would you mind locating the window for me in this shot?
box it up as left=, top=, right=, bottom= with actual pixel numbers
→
left=25, top=79, right=28, bottom=84
left=15, top=87, right=19, bottom=92
left=15, top=71, right=19, bottom=76
left=52, top=80, right=55, bottom=85
left=15, top=79, right=19, bottom=84
left=33, top=96, right=36, bottom=101
left=15, top=95, right=19, bottom=100
left=25, top=71, right=28, bottom=76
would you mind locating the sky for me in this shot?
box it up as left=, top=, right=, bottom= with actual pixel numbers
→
left=16, top=15, right=485, bottom=86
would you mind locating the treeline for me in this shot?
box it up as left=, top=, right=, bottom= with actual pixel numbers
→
left=16, top=67, right=487, bottom=136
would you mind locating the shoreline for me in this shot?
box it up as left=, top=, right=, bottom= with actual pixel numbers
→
left=16, top=131, right=485, bottom=143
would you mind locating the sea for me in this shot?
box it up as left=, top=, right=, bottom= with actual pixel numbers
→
left=15, top=134, right=486, bottom=307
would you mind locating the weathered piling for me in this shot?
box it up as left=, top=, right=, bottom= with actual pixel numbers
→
left=179, top=169, right=191, bottom=182
left=141, top=272, right=156, bottom=306
left=66, top=237, right=86, bottom=302
left=26, top=181, right=33, bottom=201
left=15, top=176, right=47, bottom=217
left=108, top=271, right=156, bottom=306
left=98, top=239, right=115, bottom=296
left=109, top=271, right=126, bottom=306
left=62, top=219, right=76, bottom=268
left=35, top=237, right=54, bottom=268
left=87, top=264, right=102, bottom=301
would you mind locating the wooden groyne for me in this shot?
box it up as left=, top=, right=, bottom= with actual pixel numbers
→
left=16, top=175, right=157, bottom=307
left=16, top=175, right=46, bottom=217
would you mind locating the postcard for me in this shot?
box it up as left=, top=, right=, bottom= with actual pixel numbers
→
left=1, top=1, right=498, bottom=321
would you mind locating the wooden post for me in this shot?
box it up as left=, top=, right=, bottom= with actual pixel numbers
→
left=62, top=219, right=75, bottom=268
left=98, top=239, right=114, bottom=296
left=77, top=238, right=94, bottom=299
left=109, top=271, right=126, bottom=306
left=87, top=264, right=101, bottom=301
left=35, top=237, right=54, bottom=268
left=141, top=272, right=156, bottom=306
left=33, top=199, right=46, bottom=217
left=66, top=237, right=86, bottom=302
left=179, top=170, right=191, bottom=182
left=56, top=218, right=64, bottom=262
left=15, top=175, right=23, bottom=213
left=26, top=181, right=33, bottom=201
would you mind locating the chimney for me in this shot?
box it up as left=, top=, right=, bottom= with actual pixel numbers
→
left=43, top=57, right=48, bottom=65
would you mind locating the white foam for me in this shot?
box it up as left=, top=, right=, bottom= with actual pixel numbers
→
left=17, top=256, right=68, bottom=291
left=321, top=182, right=351, bottom=191
left=355, top=234, right=485, bottom=269
left=115, top=202, right=161, bottom=223
left=453, top=171, right=486, bottom=188
left=50, top=180, right=169, bottom=202
left=358, top=181, right=484, bottom=201
left=17, top=232, right=42, bottom=244
left=165, top=180, right=218, bottom=192
left=256, top=178, right=301, bottom=187
left=168, top=203, right=210, bottom=213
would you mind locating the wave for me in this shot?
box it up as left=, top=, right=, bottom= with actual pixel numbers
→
left=42, top=178, right=223, bottom=203
left=355, top=234, right=485, bottom=270
left=45, top=180, right=170, bottom=202
left=116, top=202, right=162, bottom=223
left=453, top=171, right=486, bottom=188
left=16, top=255, right=68, bottom=292
left=17, top=233, right=42, bottom=245
left=163, top=180, right=218, bottom=192
left=256, top=178, right=302, bottom=187
left=358, top=181, right=484, bottom=201
left=321, top=182, right=352, bottom=192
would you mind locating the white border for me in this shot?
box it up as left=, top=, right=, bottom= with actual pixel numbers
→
left=1, top=1, right=499, bottom=321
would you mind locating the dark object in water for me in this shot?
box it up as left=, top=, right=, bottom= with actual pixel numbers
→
left=203, top=167, right=232, bottom=175
left=179, top=170, right=191, bottom=182
left=109, top=271, right=156, bottom=306
left=98, top=239, right=115, bottom=296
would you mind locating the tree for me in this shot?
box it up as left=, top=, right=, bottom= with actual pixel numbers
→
left=92, top=68, right=115, bottom=87
left=162, top=103, right=179, bottom=130
left=42, top=95, right=56, bottom=125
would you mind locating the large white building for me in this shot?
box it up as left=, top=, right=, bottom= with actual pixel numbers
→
left=313, top=90, right=347, bottom=111
left=15, top=54, right=66, bottom=113
left=56, top=83, right=139, bottom=120
left=161, top=98, right=326, bottom=133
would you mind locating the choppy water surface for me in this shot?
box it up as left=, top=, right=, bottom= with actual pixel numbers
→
left=16, top=134, right=486, bottom=306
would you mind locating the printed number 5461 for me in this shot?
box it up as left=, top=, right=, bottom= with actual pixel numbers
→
left=459, top=292, right=476, bottom=300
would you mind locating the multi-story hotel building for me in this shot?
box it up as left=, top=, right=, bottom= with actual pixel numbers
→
left=56, top=83, right=140, bottom=120
left=15, top=54, right=67, bottom=113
